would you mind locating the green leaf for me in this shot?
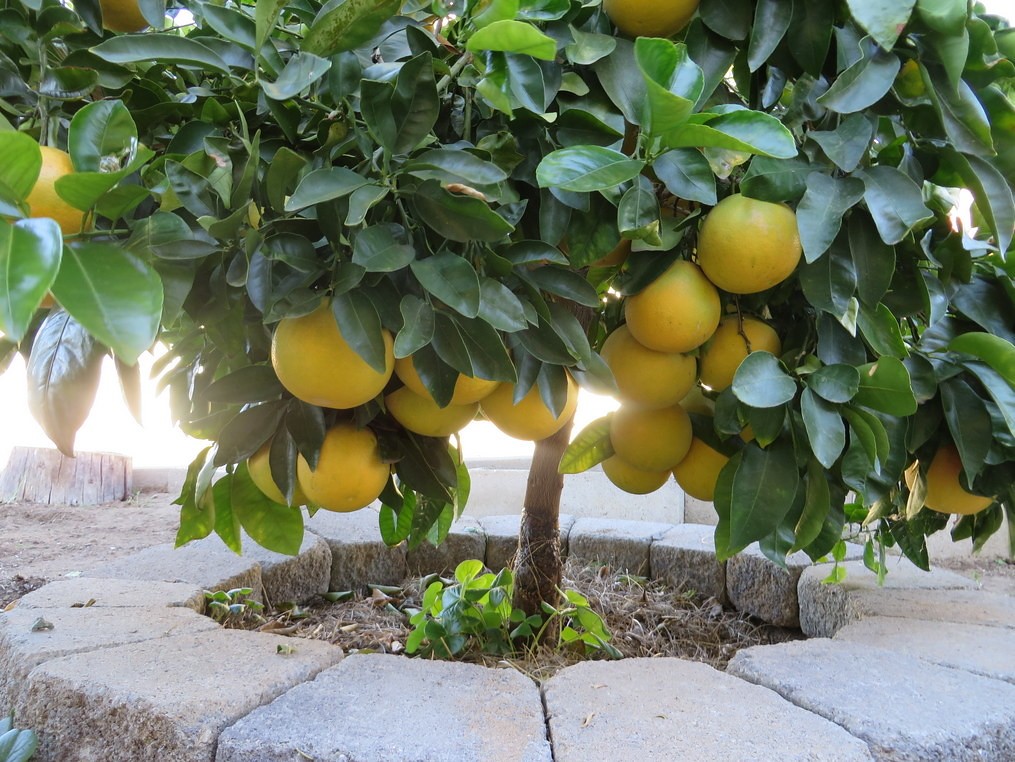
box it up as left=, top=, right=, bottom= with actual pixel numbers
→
left=617, top=176, right=659, bottom=241
left=405, top=149, right=510, bottom=187
left=68, top=100, right=137, bottom=173
left=941, top=378, right=993, bottom=488
left=255, top=0, right=289, bottom=52
left=961, top=362, right=1015, bottom=439
left=26, top=311, right=104, bottom=457
left=202, top=5, right=256, bottom=50
left=748, top=0, right=793, bottom=72
left=523, top=266, right=599, bottom=308
left=700, top=0, right=752, bottom=41
left=653, top=148, right=717, bottom=205
left=949, top=334, right=1015, bottom=389
left=284, top=167, right=368, bottom=211
left=91, top=34, right=231, bottom=73
left=410, top=181, right=514, bottom=242
left=801, top=388, right=846, bottom=468
left=0, top=132, right=41, bottom=207
left=411, top=253, right=482, bottom=319
left=857, top=166, right=934, bottom=245
left=799, top=235, right=858, bottom=319
left=788, top=3, right=834, bottom=76
left=857, top=303, right=909, bottom=359
left=536, top=146, right=644, bottom=193
left=51, top=242, right=162, bottom=362
left=478, top=278, right=528, bottom=332
left=920, top=64, right=994, bottom=157
left=394, top=295, right=435, bottom=358
left=565, top=27, right=617, bottom=66
left=845, top=0, right=915, bottom=51
left=728, top=440, right=800, bottom=553
left=232, top=462, right=305, bottom=555
left=331, top=290, right=388, bottom=373
left=202, top=365, right=285, bottom=404
left=793, top=459, right=832, bottom=553
left=558, top=414, right=613, bottom=473
left=808, top=113, right=875, bottom=173
left=916, top=0, right=966, bottom=34
left=635, top=38, right=701, bottom=138
left=352, top=223, right=415, bottom=273
left=663, top=109, right=798, bottom=159
left=0, top=218, right=62, bottom=341
left=303, top=0, right=401, bottom=57
left=731, top=351, right=797, bottom=408
left=854, top=357, right=918, bottom=416
left=817, top=39, right=901, bottom=113
left=740, top=155, right=811, bottom=203
left=212, top=478, right=242, bottom=554
left=466, top=20, right=557, bottom=61
left=848, top=212, right=895, bottom=306
left=361, top=52, right=438, bottom=155
left=455, top=315, right=516, bottom=383
left=797, top=173, right=865, bottom=263
left=843, top=406, right=890, bottom=469
left=807, top=364, right=861, bottom=403
left=946, top=150, right=1014, bottom=256
left=260, top=52, right=332, bottom=101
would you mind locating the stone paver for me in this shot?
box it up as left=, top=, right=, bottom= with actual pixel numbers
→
left=478, top=514, right=575, bottom=571
left=87, top=539, right=261, bottom=600
left=798, top=559, right=980, bottom=637
left=15, top=578, right=205, bottom=612
left=406, top=516, right=487, bottom=576
left=727, top=543, right=863, bottom=628
left=567, top=518, right=674, bottom=576
left=544, top=658, right=872, bottom=761
left=835, top=616, right=1015, bottom=684
left=216, top=653, right=551, bottom=761
left=306, top=508, right=407, bottom=591
left=20, top=629, right=343, bottom=762
left=727, top=638, right=1015, bottom=761
left=650, top=523, right=726, bottom=601
left=237, top=531, right=331, bottom=605
left=0, top=606, right=217, bottom=713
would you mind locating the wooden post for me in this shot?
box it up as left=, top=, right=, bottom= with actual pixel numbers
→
left=0, top=446, right=132, bottom=505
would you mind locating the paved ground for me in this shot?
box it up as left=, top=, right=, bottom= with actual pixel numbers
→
left=1, top=501, right=1013, bottom=761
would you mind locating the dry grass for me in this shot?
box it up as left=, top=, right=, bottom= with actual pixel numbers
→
left=239, top=558, right=802, bottom=680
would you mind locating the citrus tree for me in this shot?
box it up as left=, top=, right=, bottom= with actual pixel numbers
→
left=0, top=0, right=1012, bottom=615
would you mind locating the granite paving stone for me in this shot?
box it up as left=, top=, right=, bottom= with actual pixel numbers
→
left=567, top=518, right=674, bottom=576
left=650, top=523, right=726, bottom=601
left=236, top=531, right=331, bottom=605
left=478, top=514, right=575, bottom=571
left=305, top=507, right=407, bottom=591
left=406, top=516, right=486, bottom=576
left=14, top=578, right=205, bottom=612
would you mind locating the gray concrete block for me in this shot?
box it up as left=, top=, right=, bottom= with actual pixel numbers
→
left=567, top=518, right=675, bottom=576
left=544, top=658, right=872, bottom=761
left=727, top=543, right=863, bottom=628
left=835, top=617, right=1015, bottom=684
left=478, top=514, right=575, bottom=571
left=87, top=538, right=261, bottom=600
left=798, top=559, right=980, bottom=638
left=15, top=578, right=205, bottom=612
left=650, top=524, right=726, bottom=601
left=21, top=629, right=343, bottom=762
left=0, top=606, right=217, bottom=714
left=727, top=638, right=1015, bottom=761
left=406, top=516, right=487, bottom=577
left=216, top=653, right=551, bottom=761
left=306, top=508, right=407, bottom=592
left=238, top=532, right=331, bottom=606
left=682, top=495, right=718, bottom=525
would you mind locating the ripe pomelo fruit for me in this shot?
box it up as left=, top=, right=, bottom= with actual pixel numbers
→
left=601, top=324, right=696, bottom=409
left=99, top=0, right=149, bottom=32
left=271, top=302, right=394, bottom=409
left=248, top=441, right=307, bottom=506
left=297, top=423, right=389, bottom=512
left=386, top=386, right=478, bottom=438
left=26, top=146, right=85, bottom=236
left=480, top=375, right=578, bottom=441
left=906, top=443, right=994, bottom=516
left=697, top=194, right=802, bottom=294
left=672, top=437, right=729, bottom=501
left=603, top=0, right=700, bottom=38
left=610, top=403, right=692, bottom=472
left=699, top=316, right=782, bottom=392
left=394, top=356, right=497, bottom=405
left=602, top=455, right=670, bottom=495
left=624, top=260, right=721, bottom=353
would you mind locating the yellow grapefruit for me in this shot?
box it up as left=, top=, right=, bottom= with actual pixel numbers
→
left=248, top=442, right=307, bottom=506
left=480, top=375, right=578, bottom=441
left=603, top=0, right=700, bottom=38
left=907, top=443, right=994, bottom=516
left=697, top=194, right=802, bottom=294
left=610, top=403, right=692, bottom=472
left=26, top=146, right=85, bottom=236
left=271, top=302, right=394, bottom=409
left=99, top=0, right=149, bottom=32
left=385, top=386, right=478, bottom=437
left=297, top=423, right=389, bottom=512
left=394, top=356, right=497, bottom=405
left=601, top=324, right=697, bottom=409
left=672, top=438, right=729, bottom=501
left=602, top=455, right=670, bottom=495
left=624, top=260, right=721, bottom=353
left=699, top=316, right=782, bottom=392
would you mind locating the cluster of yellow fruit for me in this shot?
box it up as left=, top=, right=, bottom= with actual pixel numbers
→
left=599, top=194, right=799, bottom=499
left=261, top=302, right=577, bottom=512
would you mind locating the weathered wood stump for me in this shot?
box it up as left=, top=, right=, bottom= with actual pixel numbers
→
left=0, top=446, right=132, bottom=505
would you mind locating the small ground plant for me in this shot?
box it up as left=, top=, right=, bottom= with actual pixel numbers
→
left=0, top=713, right=37, bottom=762
left=204, top=588, right=265, bottom=627
left=405, top=560, right=620, bottom=660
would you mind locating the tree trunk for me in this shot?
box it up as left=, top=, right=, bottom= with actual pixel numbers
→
left=0, top=446, right=132, bottom=505
left=512, top=415, right=576, bottom=618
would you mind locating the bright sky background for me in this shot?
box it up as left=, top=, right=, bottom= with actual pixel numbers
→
left=2, top=2, right=1011, bottom=470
